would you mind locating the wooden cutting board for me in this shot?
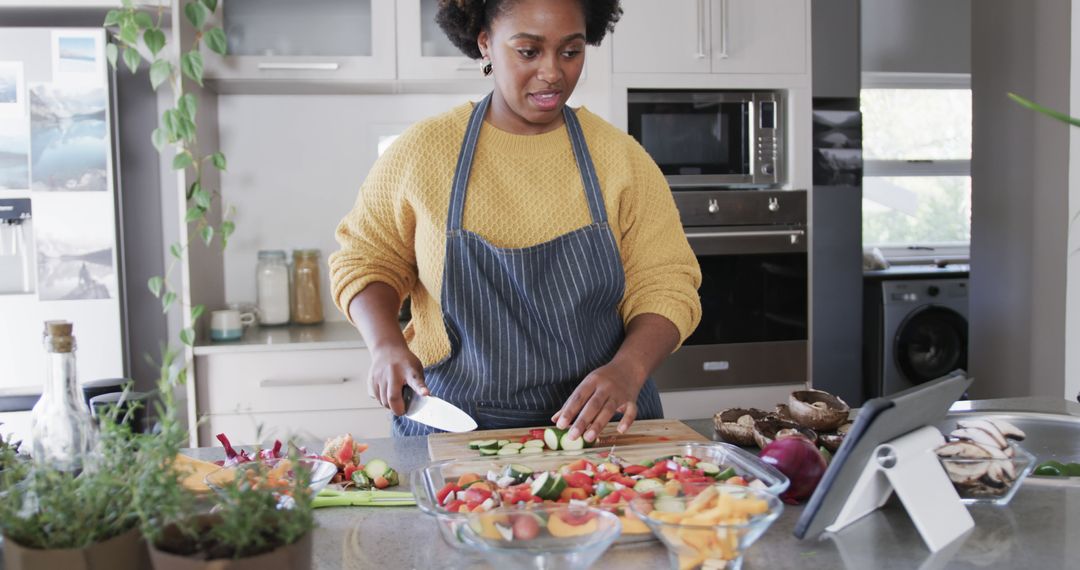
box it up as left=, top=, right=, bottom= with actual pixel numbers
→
left=427, top=418, right=708, bottom=461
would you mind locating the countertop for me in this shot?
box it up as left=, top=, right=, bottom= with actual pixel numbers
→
left=184, top=397, right=1080, bottom=569
left=193, top=321, right=365, bottom=355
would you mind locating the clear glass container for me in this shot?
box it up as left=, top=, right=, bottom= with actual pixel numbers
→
left=291, top=249, right=324, bottom=325
left=30, top=321, right=97, bottom=471
left=256, top=250, right=291, bottom=325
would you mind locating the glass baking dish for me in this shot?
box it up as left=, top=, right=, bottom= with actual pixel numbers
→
left=411, top=441, right=790, bottom=548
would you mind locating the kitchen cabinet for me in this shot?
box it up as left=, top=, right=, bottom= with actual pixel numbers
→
left=613, top=0, right=808, bottom=75
left=396, top=0, right=484, bottom=80
left=203, top=0, right=396, bottom=84
left=195, top=347, right=392, bottom=445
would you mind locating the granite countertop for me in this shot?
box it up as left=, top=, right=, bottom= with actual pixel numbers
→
left=184, top=397, right=1080, bottom=569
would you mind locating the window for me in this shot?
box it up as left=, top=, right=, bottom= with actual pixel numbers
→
left=861, top=73, right=972, bottom=261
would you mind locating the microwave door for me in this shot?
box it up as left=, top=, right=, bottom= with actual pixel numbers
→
left=630, top=101, right=751, bottom=185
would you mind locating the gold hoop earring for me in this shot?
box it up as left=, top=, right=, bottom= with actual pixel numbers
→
left=482, top=59, right=493, bottom=76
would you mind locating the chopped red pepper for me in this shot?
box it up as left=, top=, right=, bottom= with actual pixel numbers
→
left=529, top=429, right=546, bottom=440
left=563, top=471, right=594, bottom=491
left=464, top=486, right=493, bottom=505
left=623, top=464, right=648, bottom=476
left=436, top=482, right=461, bottom=505
left=443, top=499, right=464, bottom=512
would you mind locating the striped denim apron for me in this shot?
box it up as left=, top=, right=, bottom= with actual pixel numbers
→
left=393, top=94, right=663, bottom=436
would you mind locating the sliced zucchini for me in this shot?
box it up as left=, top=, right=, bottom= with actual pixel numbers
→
left=544, top=428, right=565, bottom=450
left=560, top=432, right=585, bottom=451
left=633, top=478, right=666, bottom=495
left=468, top=440, right=484, bottom=450
left=497, top=446, right=520, bottom=456
left=364, top=459, right=390, bottom=479
left=698, top=462, right=721, bottom=476
left=530, top=472, right=551, bottom=497
left=542, top=475, right=567, bottom=500
left=502, top=442, right=524, bottom=451
left=519, top=446, right=544, bottom=455
left=508, top=464, right=534, bottom=481
left=523, top=439, right=546, bottom=448
left=497, top=439, right=510, bottom=447
left=715, top=467, right=737, bottom=481
left=479, top=447, right=499, bottom=456
left=475, top=439, right=498, bottom=450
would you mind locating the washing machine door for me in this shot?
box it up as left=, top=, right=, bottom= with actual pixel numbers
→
left=894, top=305, right=968, bottom=385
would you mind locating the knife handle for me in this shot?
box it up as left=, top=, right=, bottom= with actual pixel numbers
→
left=401, top=384, right=415, bottom=410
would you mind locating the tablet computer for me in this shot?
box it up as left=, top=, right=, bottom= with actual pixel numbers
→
left=793, top=369, right=972, bottom=540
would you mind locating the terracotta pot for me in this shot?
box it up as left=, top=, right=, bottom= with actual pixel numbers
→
left=147, top=517, right=312, bottom=570
left=3, top=527, right=150, bottom=570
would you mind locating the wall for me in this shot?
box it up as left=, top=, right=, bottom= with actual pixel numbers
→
left=862, top=0, right=971, bottom=74
left=1069, top=0, right=1080, bottom=403
left=970, top=0, right=1071, bottom=399
left=813, top=0, right=860, bottom=99
left=216, top=93, right=484, bottom=320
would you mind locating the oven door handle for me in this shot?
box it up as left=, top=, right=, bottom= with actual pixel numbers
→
left=685, top=229, right=805, bottom=240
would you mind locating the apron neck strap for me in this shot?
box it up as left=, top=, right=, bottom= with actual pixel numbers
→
left=447, top=93, right=608, bottom=232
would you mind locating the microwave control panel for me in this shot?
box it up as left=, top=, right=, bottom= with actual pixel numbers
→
left=755, top=99, right=780, bottom=179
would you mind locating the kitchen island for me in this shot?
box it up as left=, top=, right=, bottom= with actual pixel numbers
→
left=186, top=397, right=1080, bottom=569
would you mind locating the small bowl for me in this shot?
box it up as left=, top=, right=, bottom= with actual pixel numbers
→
left=629, top=484, right=783, bottom=570
left=458, top=504, right=622, bottom=570
left=938, top=444, right=1036, bottom=506
left=205, top=457, right=337, bottom=498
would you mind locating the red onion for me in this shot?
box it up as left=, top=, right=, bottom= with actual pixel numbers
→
left=759, top=436, right=827, bottom=504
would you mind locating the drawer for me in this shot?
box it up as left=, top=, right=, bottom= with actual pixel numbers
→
left=199, top=408, right=392, bottom=447
left=195, top=348, right=375, bottom=415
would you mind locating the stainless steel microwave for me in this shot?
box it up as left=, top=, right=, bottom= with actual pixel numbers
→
left=627, top=90, right=784, bottom=188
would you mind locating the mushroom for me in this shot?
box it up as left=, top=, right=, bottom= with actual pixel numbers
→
left=818, top=432, right=845, bottom=453
left=936, top=441, right=993, bottom=487
left=984, top=418, right=1026, bottom=441
left=788, top=390, right=851, bottom=431
left=713, top=408, right=772, bottom=446
left=950, top=427, right=1009, bottom=450
left=774, top=404, right=794, bottom=421
left=753, top=417, right=817, bottom=449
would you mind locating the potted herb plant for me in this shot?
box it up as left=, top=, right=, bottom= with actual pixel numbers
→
left=0, top=417, right=149, bottom=570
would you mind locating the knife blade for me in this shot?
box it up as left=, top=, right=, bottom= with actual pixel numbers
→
left=402, top=386, right=477, bottom=433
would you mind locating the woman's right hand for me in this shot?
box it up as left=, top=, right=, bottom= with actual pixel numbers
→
left=368, top=342, right=429, bottom=416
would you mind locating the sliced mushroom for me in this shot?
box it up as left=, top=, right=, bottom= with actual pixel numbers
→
left=818, top=432, right=845, bottom=453
left=985, top=460, right=1017, bottom=486
left=774, top=404, right=793, bottom=421
left=950, top=427, right=1009, bottom=451
left=944, top=459, right=991, bottom=487
left=837, top=422, right=853, bottom=435
left=788, top=390, right=850, bottom=431
left=713, top=408, right=772, bottom=446
left=985, top=418, right=1026, bottom=441
left=936, top=441, right=993, bottom=460
left=936, top=441, right=994, bottom=487
left=753, top=417, right=818, bottom=449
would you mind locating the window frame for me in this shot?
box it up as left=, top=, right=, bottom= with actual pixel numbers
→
left=861, top=72, right=972, bottom=264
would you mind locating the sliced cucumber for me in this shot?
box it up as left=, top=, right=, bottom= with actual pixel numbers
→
left=364, top=459, right=390, bottom=479
left=507, top=464, right=534, bottom=482
left=544, top=428, right=564, bottom=450
left=468, top=440, right=483, bottom=450
left=475, top=439, right=498, bottom=450
left=497, top=439, right=510, bottom=447
left=633, top=478, right=666, bottom=495
left=519, top=446, right=544, bottom=455
left=698, top=462, right=721, bottom=476
left=497, top=446, right=520, bottom=456
left=479, top=447, right=499, bottom=456
left=523, top=439, right=546, bottom=448
left=595, top=481, right=615, bottom=498
left=560, top=431, right=585, bottom=451
left=502, top=442, right=524, bottom=451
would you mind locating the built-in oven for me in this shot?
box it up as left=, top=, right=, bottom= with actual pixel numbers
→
left=654, top=190, right=808, bottom=390
left=627, top=89, right=784, bottom=188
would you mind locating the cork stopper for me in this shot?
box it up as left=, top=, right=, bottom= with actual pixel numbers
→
left=44, top=320, right=75, bottom=353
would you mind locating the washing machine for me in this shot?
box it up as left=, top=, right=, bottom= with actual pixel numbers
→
left=864, top=277, right=969, bottom=398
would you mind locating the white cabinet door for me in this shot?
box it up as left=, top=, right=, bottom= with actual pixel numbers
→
left=396, top=0, right=488, bottom=80
left=709, top=0, right=808, bottom=74
left=613, top=0, right=712, bottom=74
left=200, top=409, right=392, bottom=446
left=204, top=0, right=396, bottom=83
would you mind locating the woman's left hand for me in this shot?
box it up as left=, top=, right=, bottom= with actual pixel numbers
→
left=552, top=359, right=647, bottom=443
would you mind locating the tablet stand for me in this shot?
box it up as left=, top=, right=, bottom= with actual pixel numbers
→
left=824, top=425, right=974, bottom=552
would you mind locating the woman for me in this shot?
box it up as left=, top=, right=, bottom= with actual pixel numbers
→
left=329, top=0, right=701, bottom=441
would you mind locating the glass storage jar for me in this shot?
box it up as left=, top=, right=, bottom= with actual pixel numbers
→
left=291, top=249, right=324, bottom=325
left=256, top=250, right=290, bottom=325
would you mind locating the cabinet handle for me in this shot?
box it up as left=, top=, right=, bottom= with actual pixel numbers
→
left=695, top=0, right=707, bottom=59
left=257, top=62, right=341, bottom=71
left=717, top=0, right=730, bottom=59
left=259, top=377, right=348, bottom=388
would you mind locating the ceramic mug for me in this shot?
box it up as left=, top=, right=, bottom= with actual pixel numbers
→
left=210, top=309, right=255, bottom=341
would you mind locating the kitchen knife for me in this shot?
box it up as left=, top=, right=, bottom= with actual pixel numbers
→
left=402, top=386, right=477, bottom=433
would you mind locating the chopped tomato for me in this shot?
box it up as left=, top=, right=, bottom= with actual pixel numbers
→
left=464, top=486, right=493, bottom=505
left=559, top=487, right=589, bottom=502
left=601, top=492, right=622, bottom=505
left=612, top=475, right=637, bottom=488
left=334, top=435, right=354, bottom=466
left=658, top=436, right=671, bottom=441
left=566, top=459, right=595, bottom=472
left=617, top=488, right=639, bottom=501
left=563, top=471, right=594, bottom=491
left=558, top=509, right=596, bottom=526
left=623, top=464, right=648, bottom=476
left=511, top=514, right=541, bottom=540
left=444, top=499, right=464, bottom=512
left=373, top=476, right=390, bottom=489
left=457, top=473, right=482, bottom=487
left=529, top=429, right=547, bottom=440
left=436, top=482, right=460, bottom=505
left=683, top=455, right=700, bottom=466
left=726, top=476, right=748, bottom=486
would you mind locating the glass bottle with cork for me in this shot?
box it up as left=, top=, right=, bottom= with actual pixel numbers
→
left=291, top=249, right=324, bottom=325
left=30, top=320, right=97, bottom=470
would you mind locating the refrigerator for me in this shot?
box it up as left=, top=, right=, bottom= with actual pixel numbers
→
left=0, top=28, right=125, bottom=394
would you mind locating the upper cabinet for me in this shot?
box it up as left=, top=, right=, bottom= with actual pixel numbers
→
left=613, top=0, right=808, bottom=75
left=396, top=0, right=485, bottom=80
left=204, top=0, right=396, bottom=84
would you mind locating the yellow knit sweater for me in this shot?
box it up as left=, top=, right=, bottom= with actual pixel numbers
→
left=329, top=102, right=702, bottom=367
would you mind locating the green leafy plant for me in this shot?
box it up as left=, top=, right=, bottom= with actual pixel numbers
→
left=1008, top=92, right=1080, bottom=127
left=0, top=415, right=140, bottom=549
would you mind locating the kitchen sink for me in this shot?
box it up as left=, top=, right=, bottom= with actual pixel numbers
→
left=937, top=411, right=1080, bottom=464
